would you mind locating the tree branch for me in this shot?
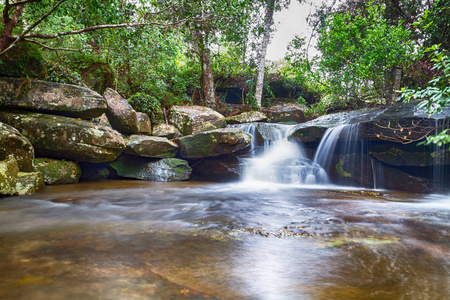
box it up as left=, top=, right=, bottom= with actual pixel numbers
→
left=25, top=19, right=187, bottom=39
left=0, top=0, right=67, bottom=55
left=8, top=0, right=41, bottom=8
left=22, top=38, right=83, bottom=52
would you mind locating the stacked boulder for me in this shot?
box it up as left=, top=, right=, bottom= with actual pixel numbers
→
left=0, top=78, right=253, bottom=195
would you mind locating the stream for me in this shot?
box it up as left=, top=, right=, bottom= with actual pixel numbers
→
left=0, top=180, right=449, bottom=299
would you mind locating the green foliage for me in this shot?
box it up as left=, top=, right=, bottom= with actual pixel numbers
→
left=128, top=92, right=162, bottom=120
left=316, top=1, right=417, bottom=106
left=399, top=45, right=450, bottom=115
left=399, top=45, right=450, bottom=148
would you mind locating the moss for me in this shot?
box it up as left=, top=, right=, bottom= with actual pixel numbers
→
left=336, top=157, right=352, bottom=178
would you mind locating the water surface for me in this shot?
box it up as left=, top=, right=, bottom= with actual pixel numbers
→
left=0, top=180, right=449, bottom=299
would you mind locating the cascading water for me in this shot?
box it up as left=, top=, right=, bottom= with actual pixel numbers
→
left=237, top=123, right=328, bottom=185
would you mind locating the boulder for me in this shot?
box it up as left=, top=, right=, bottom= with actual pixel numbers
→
left=91, top=113, right=111, bottom=127
left=103, top=88, right=139, bottom=134
left=0, top=111, right=125, bottom=163
left=34, top=158, right=82, bottom=185
left=152, top=123, right=181, bottom=139
left=109, top=154, right=191, bottom=181
left=0, top=77, right=106, bottom=118
left=136, top=112, right=152, bottom=134
left=226, top=111, right=267, bottom=124
left=192, top=154, right=241, bottom=182
left=169, top=106, right=226, bottom=136
left=14, top=171, right=45, bottom=195
left=176, top=128, right=251, bottom=159
left=0, top=155, right=19, bottom=195
left=0, top=122, right=34, bottom=171
left=124, top=135, right=178, bottom=158
left=264, top=104, right=308, bottom=123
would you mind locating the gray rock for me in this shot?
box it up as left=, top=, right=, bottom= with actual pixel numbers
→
left=0, top=110, right=125, bottom=163
left=169, top=106, right=226, bottom=136
left=0, top=77, right=106, bottom=118
left=103, top=88, right=139, bottom=134
left=0, top=121, right=34, bottom=171
left=136, top=112, right=152, bottom=134
left=124, top=135, right=178, bottom=158
left=226, top=111, right=267, bottom=124
left=34, top=158, right=82, bottom=185
left=192, top=154, right=241, bottom=182
left=176, top=127, right=251, bottom=159
left=264, top=104, right=308, bottom=123
left=109, top=154, right=191, bottom=181
left=152, top=123, right=181, bottom=139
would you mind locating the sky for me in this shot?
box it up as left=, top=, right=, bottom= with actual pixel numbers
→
left=266, top=0, right=334, bottom=61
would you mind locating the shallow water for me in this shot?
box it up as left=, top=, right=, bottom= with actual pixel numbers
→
left=0, top=180, right=449, bottom=299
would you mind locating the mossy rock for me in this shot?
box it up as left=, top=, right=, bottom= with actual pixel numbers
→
left=109, top=154, right=191, bottom=182
left=124, top=135, right=178, bottom=158
left=0, top=122, right=34, bottom=172
left=0, top=156, right=19, bottom=195
left=34, top=158, right=81, bottom=185
left=14, top=171, right=45, bottom=195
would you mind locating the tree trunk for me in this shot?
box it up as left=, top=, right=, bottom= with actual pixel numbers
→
left=0, top=3, right=26, bottom=51
left=384, top=66, right=403, bottom=105
left=201, top=45, right=216, bottom=108
left=255, top=0, right=275, bottom=109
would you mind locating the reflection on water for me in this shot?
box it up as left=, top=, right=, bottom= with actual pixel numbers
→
left=0, top=180, right=449, bottom=299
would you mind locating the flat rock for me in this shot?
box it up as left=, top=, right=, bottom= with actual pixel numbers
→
left=152, top=123, right=181, bottom=139
left=264, top=104, right=308, bottom=123
left=226, top=111, right=267, bottom=124
left=176, top=127, right=251, bottom=159
left=103, top=88, right=139, bottom=134
left=0, top=121, right=34, bottom=171
left=124, top=135, right=178, bottom=158
left=0, top=110, right=125, bottom=163
left=0, top=77, right=106, bottom=118
left=169, top=106, right=226, bottom=136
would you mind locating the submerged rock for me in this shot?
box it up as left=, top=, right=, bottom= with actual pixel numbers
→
left=152, top=123, right=181, bottom=139
left=14, top=171, right=45, bottom=195
left=226, top=111, right=267, bottom=124
left=103, top=88, right=139, bottom=134
left=124, top=135, right=178, bottom=158
left=109, top=154, right=191, bottom=181
left=0, top=122, right=34, bottom=171
left=176, top=128, right=251, bottom=159
left=169, top=106, right=226, bottom=136
left=0, top=77, right=106, bottom=118
left=0, top=155, right=19, bottom=195
left=34, top=158, right=82, bottom=185
left=0, top=110, right=125, bottom=163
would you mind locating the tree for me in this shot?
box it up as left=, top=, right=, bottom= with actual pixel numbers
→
left=0, top=0, right=184, bottom=55
left=315, top=1, right=417, bottom=107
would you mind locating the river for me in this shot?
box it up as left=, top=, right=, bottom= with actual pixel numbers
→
left=0, top=180, right=448, bottom=299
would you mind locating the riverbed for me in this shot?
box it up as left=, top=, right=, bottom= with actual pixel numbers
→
left=0, top=180, right=449, bottom=299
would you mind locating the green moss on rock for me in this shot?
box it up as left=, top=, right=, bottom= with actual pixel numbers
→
left=34, top=158, right=81, bottom=185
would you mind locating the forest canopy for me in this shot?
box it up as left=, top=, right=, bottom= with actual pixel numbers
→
left=0, top=0, right=448, bottom=117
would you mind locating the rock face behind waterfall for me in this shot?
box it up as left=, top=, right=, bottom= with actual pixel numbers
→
left=0, top=77, right=106, bottom=118
left=288, top=102, right=450, bottom=193
left=0, top=110, right=125, bottom=163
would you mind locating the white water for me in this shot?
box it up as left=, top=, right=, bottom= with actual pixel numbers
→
left=239, top=123, right=328, bottom=185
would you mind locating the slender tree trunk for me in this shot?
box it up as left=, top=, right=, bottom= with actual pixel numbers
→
left=0, top=3, right=26, bottom=51
left=255, top=0, right=275, bottom=109
left=194, top=30, right=216, bottom=108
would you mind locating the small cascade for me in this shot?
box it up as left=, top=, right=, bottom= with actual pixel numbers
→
left=431, top=120, right=450, bottom=191
left=312, top=123, right=385, bottom=189
left=238, top=123, right=328, bottom=185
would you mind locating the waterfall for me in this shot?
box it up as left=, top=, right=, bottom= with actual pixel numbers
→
left=312, top=124, right=385, bottom=189
left=237, top=123, right=328, bottom=185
